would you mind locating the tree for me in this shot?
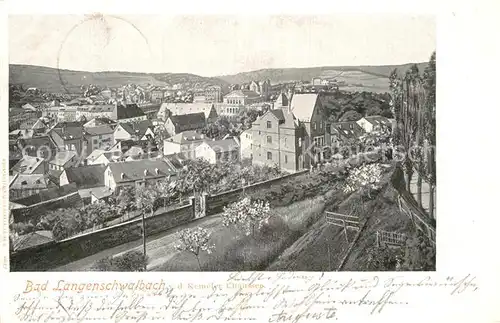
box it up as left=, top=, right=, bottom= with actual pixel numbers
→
left=422, top=51, right=436, bottom=218
left=135, top=182, right=164, bottom=270
left=222, top=197, right=271, bottom=237
left=116, top=186, right=137, bottom=214
left=401, top=230, right=436, bottom=271
left=175, top=227, right=215, bottom=270
left=339, top=110, right=362, bottom=122
left=343, top=163, right=383, bottom=199
left=363, top=245, right=404, bottom=271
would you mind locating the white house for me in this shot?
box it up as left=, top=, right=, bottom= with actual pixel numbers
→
left=113, top=120, right=154, bottom=143
left=194, top=138, right=240, bottom=164
left=104, top=159, right=177, bottom=193
left=239, top=129, right=253, bottom=160
left=356, top=116, right=392, bottom=133
left=163, top=130, right=206, bottom=160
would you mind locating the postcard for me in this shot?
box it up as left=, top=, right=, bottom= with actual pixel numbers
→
left=1, top=1, right=498, bottom=322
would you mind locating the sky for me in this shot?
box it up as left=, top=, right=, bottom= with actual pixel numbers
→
left=9, top=15, right=435, bottom=77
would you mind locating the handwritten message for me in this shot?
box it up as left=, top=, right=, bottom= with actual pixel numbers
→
left=9, top=273, right=479, bottom=323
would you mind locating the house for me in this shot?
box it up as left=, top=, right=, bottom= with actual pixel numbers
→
left=16, top=136, right=58, bottom=161
left=9, top=173, right=54, bottom=200
left=112, top=103, right=148, bottom=123
left=288, top=93, right=328, bottom=166
left=240, top=129, right=253, bottom=160
left=84, top=124, right=115, bottom=154
left=87, top=150, right=123, bottom=166
left=83, top=117, right=117, bottom=128
left=223, top=89, right=262, bottom=106
left=274, top=92, right=290, bottom=108
left=75, top=105, right=115, bottom=121
left=10, top=156, right=47, bottom=175
left=329, top=121, right=366, bottom=145
left=195, top=138, right=240, bottom=164
left=104, top=159, right=178, bottom=193
left=250, top=108, right=304, bottom=172
left=249, top=80, right=271, bottom=100
left=204, top=86, right=223, bottom=103
left=164, top=113, right=206, bottom=136
left=356, top=115, right=393, bottom=133
left=49, top=122, right=85, bottom=155
left=59, top=165, right=106, bottom=188
left=163, top=130, right=206, bottom=160
left=90, top=187, right=114, bottom=204
left=113, top=120, right=154, bottom=143
left=149, top=87, right=164, bottom=104
left=48, top=151, right=79, bottom=171
left=158, top=103, right=218, bottom=123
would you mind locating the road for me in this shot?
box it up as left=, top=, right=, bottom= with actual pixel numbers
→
left=51, top=214, right=222, bottom=271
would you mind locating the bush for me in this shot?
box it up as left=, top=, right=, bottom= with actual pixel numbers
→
left=91, top=250, right=149, bottom=272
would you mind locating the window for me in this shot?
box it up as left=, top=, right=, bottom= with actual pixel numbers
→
left=320, top=122, right=323, bottom=130
left=267, top=136, right=272, bottom=144
left=284, top=138, right=287, bottom=146
left=349, top=124, right=353, bottom=129
left=267, top=121, right=272, bottom=129
left=312, top=122, right=317, bottom=130
left=284, top=155, right=288, bottom=164
left=299, top=138, right=302, bottom=147
left=99, top=135, right=102, bottom=139
left=93, top=139, right=98, bottom=144
left=267, top=152, right=272, bottom=160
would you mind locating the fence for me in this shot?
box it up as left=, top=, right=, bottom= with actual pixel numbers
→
left=391, top=164, right=436, bottom=245
left=376, top=230, right=407, bottom=247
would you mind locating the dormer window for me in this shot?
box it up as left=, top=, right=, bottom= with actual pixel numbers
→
left=121, top=173, right=126, bottom=179
left=155, top=168, right=160, bottom=175
left=21, top=181, right=27, bottom=185
left=144, top=169, right=148, bottom=176
left=349, top=124, right=353, bottom=129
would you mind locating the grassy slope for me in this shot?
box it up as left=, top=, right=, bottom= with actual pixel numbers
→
left=9, top=64, right=227, bottom=94
left=267, top=165, right=413, bottom=271
left=217, top=63, right=429, bottom=85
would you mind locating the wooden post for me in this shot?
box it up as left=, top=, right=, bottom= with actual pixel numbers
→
left=376, top=231, right=380, bottom=247
left=327, top=244, right=331, bottom=271
left=342, top=220, right=349, bottom=243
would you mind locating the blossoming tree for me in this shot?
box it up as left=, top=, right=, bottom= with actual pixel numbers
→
left=222, top=197, right=271, bottom=237
left=175, top=227, right=215, bottom=270
left=343, top=163, right=383, bottom=199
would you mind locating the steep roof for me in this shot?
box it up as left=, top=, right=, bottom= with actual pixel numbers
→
left=51, top=124, right=84, bottom=141
left=64, top=165, right=106, bottom=188
left=115, top=103, right=146, bottom=120
left=270, top=109, right=285, bottom=121
left=48, top=169, right=63, bottom=186
left=85, top=149, right=106, bottom=163
left=107, top=159, right=177, bottom=183
left=11, top=156, right=45, bottom=174
left=9, top=173, right=51, bottom=190
left=84, top=117, right=116, bottom=127
left=289, top=93, right=319, bottom=122
left=331, top=121, right=365, bottom=139
left=49, top=151, right=78, bottom=167
left=84, top=125, right=115, bottom=136
left=118, top=120, right=153, bottom=137
left=169, top=113, right=206, bottom=127
left=18, top=136, right=57, bottom=151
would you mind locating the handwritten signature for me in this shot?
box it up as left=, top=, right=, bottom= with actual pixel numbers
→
left=10, top=273, right=479, bottom=323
